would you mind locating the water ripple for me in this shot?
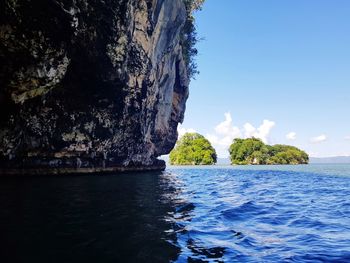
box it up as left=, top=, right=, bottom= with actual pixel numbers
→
left=1, top=165, right=350, bottom=262
left=170, top=166, right=350, bottom=262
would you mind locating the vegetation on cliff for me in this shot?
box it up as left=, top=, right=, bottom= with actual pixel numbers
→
left=182, top=0, right=205, bottom=78
left=0, top=0, right=190, bottom=171
left=229, top=138, right=309, bottom=165
left=170, top=133, right=217, bottom=165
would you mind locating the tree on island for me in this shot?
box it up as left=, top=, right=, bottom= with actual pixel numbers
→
left=229, top=138, right=309, bottom=165
left=170, top=133, right=217, bottom=165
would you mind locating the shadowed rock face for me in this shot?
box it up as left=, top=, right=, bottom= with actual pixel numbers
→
left=0, top=0, right=189, bottom=172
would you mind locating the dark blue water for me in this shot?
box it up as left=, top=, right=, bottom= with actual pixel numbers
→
left=1, top=165, right=350, bottom=262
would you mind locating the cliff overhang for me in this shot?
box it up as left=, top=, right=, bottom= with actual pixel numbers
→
left=0, top=0, right=191, bottom=174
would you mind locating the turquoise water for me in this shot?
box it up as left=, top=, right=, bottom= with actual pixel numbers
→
left=0, top=164, right=349, bottom=262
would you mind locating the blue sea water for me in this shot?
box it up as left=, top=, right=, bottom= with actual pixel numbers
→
left=169, top=165, right=350, bottom=262
left=0, top=164, right=350, bottom=262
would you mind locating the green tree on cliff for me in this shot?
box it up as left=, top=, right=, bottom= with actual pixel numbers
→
left=182, top=0, right=205, bottom=78
left=183, top=0, right=205, bottom=12
left=229, top=138, right=309, bottom=165
left=170, top=132, right=217, bottom=165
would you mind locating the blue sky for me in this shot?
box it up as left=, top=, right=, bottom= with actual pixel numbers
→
left=180, top=0, right=350, bottom=157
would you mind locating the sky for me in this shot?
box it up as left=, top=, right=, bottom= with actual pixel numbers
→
left=179, top=0, right=350, bottom=158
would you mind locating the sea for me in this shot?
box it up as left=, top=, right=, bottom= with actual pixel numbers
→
left=1, top=164, right=350, bottom=262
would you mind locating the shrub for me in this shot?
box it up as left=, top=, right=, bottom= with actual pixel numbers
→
left=229, top=138, right=309, bottom=165
left=170, top=132, right=217, bottom=165
left=181, top=0, right=205, bottom=78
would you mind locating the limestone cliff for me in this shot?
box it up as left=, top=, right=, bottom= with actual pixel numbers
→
left=0, top=0, right=191, bottom=174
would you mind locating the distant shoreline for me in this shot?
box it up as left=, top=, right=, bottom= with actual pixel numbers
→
left=162, top=156, right=350, bottom=166
left=167, top=163, right=350, bottom=167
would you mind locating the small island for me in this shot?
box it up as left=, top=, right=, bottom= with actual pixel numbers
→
left=170, top=133, right=217, bottom=165
left=229, top=138, right=309, bottom=165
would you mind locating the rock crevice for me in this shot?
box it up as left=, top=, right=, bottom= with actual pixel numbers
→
left=0, top=0, right=190, bottom=172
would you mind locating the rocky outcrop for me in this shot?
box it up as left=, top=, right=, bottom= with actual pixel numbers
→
left=0, top=0, right=190, bottom=173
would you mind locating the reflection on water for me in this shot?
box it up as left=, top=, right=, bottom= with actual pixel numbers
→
left=0, top=172, right=187, bottom=263
left=2, top=165, right=350, bottom=262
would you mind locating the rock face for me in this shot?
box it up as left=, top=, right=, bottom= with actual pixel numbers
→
left=0, top=0, right=190, bottom=173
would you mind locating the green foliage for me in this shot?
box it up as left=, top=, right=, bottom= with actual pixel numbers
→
left=170, top=132, right=217, bottom=165
left=229, top=138, right=309, bottom=165
left=183, top=0, right=205, bottom=12
left=181, top=0, right=205, bottom=78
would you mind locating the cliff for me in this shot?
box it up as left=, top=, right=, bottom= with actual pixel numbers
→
left=0, top=0, right=191, bottom=174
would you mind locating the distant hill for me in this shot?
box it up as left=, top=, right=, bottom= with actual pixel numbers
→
left=164, top=156, right=350, bottom=165
left=215, top=157, right=350, bottom=165
left=218, top=157, right=350, bottom=165
left=310, top=156, right=350, bottom=164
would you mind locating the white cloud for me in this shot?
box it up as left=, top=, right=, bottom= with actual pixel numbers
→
left=206, top=113, right=242, bottom=157
left=286, top=132, right=297, bottom=140
left=206, top=113, right=275, bottom=157
left=177, top=124, right=196, bottom=137
left=214, top=112, right=242, bottom=138
left=310, top=134, right=327, bottom=143
left=345, top=135, right=350, bottom=140
left=243, top=123, right=256, bottom=138
left=243, top=120, right=275, bottom=143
